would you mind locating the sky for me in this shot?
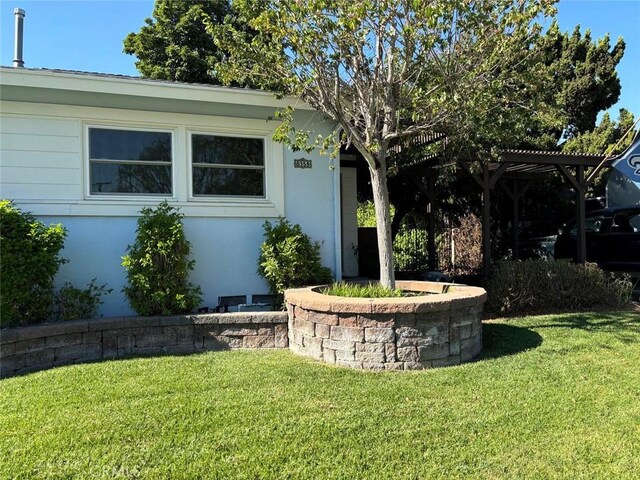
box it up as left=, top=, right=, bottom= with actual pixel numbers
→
left=1, top=0, right=639, bottom=121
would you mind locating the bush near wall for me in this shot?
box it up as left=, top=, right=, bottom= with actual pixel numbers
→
left=486, top=260, right=634, bottom=316
left=0, top=200, right=67, bottom=326
left=122, top=202, right=202, bottom=316
left=258, top=218, right=333, bottom=299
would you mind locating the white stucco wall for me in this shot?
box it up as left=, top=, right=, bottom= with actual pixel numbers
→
left=0, top=78, right=340, bottom=316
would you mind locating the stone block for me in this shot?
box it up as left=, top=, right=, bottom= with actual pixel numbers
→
left=330, top=326, right=364, bottom=342
left=83, top=331, right=102, bottom=344
left=418, top=343, right=450, bottom=361
left=203, top=336, right=235, bottom=350
left=118, top=335, right=134, bottom=356
left=163, top=326, right=195, bottom=345
left=315, top=323, right=331, bottom=339
left=335, top=349, right=355, bottom=362
left=132, top=346, right=164, bottom=356
left=192, top=314, right=220, bottom=325
left=308, top=310, right=338, bottom=326
left=397, top=347, right=418, bottom=362
left=385, top=343, right=397, bottom=362
left=432, top=355, right=461, bottom=368
left=472, top=320, right=482, bottom=338
left=420, top=324, right=448, bottom=336
left=303, top=336, right=323, bottom=350
left=356, top=351, right=385, bottom=363
left=461, top=347, right=475, bottom=362
left=336, top=359, right=363, bottom=369
left=160, top=344, right=196, bottom=355
left=14, top=338, right=45, bottom=355
left=370, top=299, right=416, bottom=314
left=395, top=326, right=421, bottom=338
left=356, top=343, right=385, bottom=354
left=384, top=362, right=404, bottom=371
left=292, top=331, right=305, bottom=347
left=159, top=315, right=194, bottom=326
left=274, top=324, right=289, bottom=348
left=46, top=333, right=83, bottom=349
left=395, top=313, right=416, bottom=327
left=218, top=326, right=257, bottom=337
left=361, top=362, right=385, bottom=370
left=217, top=313, right=253, bottom=325
left=323, top=339, right=356, bottom=352
left=397, top=333, right=448, bottom=348
left=459, top=324, right=472, bottom=340
left=1, top=343, right=16, bottom=359
left=365, top=327, right=395, bottom=343
left=357, top=313, right=395, bottom=328
left=294, top=318, right=316, bottom=337
left=449, top=327, right=461, bottom=356
left=243, top=335, right=275, bottom=349
left=83, top=343, right=104, bottom=361
left=135, top=332, right=177, bottom=348
left=257, top=326, right=274, bottom=336
left=323, top=348, right=336, bottom=364
left=25, top=348, right=54, bottom=367
left=103, top=336, right=118, bottom=358
left=416, top=311, right=450, bottom=326
left=252, top=312, right=288, bottom=324
left=54, top=344, right=86, bottom=363
left=403, top=361, right=426, bottom=370
left=0, top=354, right=25, bottom=372
left=338, top=314, right=358, bottom=327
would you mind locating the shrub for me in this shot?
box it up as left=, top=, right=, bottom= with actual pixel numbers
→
left=52, top=279, right=112, bottom=321
left=486, top=260, right=634, bottom=316
left=0, top=200, right=67, bottom=326
left=122, top=201, right=202, bottom=316
left=323, top=282, right=404, bottom=298
left=258, top=218, right=333, bottom=298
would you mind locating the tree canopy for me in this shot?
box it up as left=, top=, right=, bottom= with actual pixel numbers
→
left=124, top=0, right=232, bottom=84
left=216, top=0, right=557, bottom=287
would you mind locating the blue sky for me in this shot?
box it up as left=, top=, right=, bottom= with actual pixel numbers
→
left=1, top=0, right=639, bottom=120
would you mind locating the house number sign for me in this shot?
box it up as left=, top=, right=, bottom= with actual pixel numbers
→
left=294, top=158, right=312, bottom=169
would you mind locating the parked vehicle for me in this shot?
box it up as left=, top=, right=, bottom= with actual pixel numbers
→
left=554, top=206, right=640, bottom=271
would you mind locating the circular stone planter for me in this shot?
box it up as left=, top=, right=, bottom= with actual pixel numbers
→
left=285, top=281, right=487, bottom=371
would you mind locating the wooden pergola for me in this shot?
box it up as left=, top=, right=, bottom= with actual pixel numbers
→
left=458, top=150, right=609, bottom=277
left=403, top=150, right=609, bottom=278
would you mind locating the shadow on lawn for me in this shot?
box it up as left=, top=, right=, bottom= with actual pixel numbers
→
left=530, top=311, right=640, bottom=343
left=480, top=323, right=543, bottom=360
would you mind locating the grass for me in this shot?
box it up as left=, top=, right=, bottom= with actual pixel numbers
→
left=1, top=311, right=639, bottom=479
left=322, top=281, right=406, bottom=297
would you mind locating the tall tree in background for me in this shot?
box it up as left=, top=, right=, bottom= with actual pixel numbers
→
left=124, top=0, right=232, bottom=84
left=216, top=0, right=556, bottom=288
left=536, top=21, right=625, bottom=145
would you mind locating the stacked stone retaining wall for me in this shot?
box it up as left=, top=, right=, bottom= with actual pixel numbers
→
left=0, top=312, right=288, bottom=378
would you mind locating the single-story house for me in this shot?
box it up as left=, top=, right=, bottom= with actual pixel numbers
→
left=0, top=67, right=360, bottom=316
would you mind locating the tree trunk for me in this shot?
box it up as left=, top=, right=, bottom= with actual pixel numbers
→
left=369, top=162, right=395, bottom=289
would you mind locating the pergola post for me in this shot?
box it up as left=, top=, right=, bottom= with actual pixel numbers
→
left=576, top=165, right=587, bottom=264
left=482, top=163, right=491, bottom=279
left=427, top=174, right=437, bottom=271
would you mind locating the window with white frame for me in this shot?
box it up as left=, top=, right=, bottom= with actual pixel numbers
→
left=191, top=133, right=265, bottom=197
left=88, top=127, right=172, bottom=195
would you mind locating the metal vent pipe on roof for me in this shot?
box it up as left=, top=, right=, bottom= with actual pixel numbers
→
left=13, top=7, right=25, bottom=68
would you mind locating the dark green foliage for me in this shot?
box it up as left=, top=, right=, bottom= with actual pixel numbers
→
left=257, top=218, right=333, bottom=297
left=52, top=279, right=112, bottom=321
left=122, top=201, right=202, bottom=316
left=124, top=0, right=232, bottom=84
left=0, top=200, right=67, bottom=327
left=486, top=260, right=633, bottom=316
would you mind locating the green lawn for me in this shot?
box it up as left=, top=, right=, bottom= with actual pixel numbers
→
left=1, top=311, right=639, bottom=479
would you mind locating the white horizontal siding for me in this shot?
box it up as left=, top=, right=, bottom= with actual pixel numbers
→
left=0, top=150, right=80, bottom=169
left=0, top=114, right=82, bottom=201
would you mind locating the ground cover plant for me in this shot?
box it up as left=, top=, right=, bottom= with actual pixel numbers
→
left=322, top=282, right=405, bottom=298
left=1, top=311, right=639, bottom=478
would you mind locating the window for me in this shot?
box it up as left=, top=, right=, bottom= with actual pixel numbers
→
left=191, top=134, right=265, bottom=197
left=89, top=127, right=172, bottom=195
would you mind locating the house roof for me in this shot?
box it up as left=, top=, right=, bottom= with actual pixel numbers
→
left=0, top=66, right=313, bottom=112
